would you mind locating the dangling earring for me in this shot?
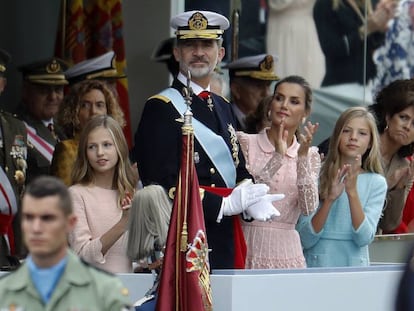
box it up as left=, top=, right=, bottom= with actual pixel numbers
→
left=385, top=124, right=389, bottom=130
left=267, top=110, right=271, bottom=120
left=302, top=117, right=306, bottom=125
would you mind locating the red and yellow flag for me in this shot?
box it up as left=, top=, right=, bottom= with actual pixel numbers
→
left=55, top=0, right=132, bottom=146
left=156, top=117, right=212, bottom=311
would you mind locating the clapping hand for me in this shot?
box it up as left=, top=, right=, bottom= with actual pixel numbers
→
left=328, top=155, right=361, bottom=200
left=298, top=121, right=319, bottom=157
left=368, top=0, right=397, bottom=34
left=274, top=118, right=289, bottom=156
left=387, top=158, right=414, bottom=190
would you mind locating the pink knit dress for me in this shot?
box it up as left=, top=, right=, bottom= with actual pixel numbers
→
left=68, top=184, right=132, bottom=273
left=238, top=130, right=320, bottom=268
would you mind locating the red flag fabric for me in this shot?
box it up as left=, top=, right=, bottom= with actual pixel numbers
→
left=199, top=185, right=246, bottom=268
left=156, top=121, right=212, bottom=311
left=55, top=0, right=132, bottom=147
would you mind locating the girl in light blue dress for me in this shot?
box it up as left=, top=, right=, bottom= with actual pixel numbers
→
left=298, top=107, right=387, bottom=267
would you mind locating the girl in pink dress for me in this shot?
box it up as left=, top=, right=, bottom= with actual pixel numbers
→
left=68, top=115, right=137, bottom=273
left=237, top=75, right=320, bottom=268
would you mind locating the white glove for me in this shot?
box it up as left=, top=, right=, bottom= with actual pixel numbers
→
left=218, top=179, right=269, bottom=222
left=244, top=193, right=284, bottom=221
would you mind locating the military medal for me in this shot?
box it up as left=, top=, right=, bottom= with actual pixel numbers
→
left=10, top=135, right=27, bottom=185
left=206, top=95, right=213, bottom=111
left=227, top=124, right=240, bottom=167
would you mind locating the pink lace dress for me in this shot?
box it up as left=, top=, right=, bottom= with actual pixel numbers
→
left=238, top=130, right=320, bottom=268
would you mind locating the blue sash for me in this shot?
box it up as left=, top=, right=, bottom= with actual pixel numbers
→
left=160, top=88, right=236, bottom=188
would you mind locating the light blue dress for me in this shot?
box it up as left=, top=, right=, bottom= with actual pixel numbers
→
left=297, top=172, right=387, bottom=267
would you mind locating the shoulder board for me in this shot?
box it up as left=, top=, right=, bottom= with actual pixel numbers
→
left=213, top=94, right=230, bottom=103
left=148, top=94, right=171, bottom=103
left=80, top=258, right=116, bottom=277
left=0, top=110, right=19, bottom=119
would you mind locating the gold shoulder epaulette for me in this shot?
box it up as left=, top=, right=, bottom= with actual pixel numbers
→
left=216, top=94, right=230, bottom=103
left=148, top=94, right=170, bottom=103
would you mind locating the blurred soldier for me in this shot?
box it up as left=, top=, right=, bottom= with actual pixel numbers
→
left=0, top=176, right=132, bottom=310
left=224, top=54, right=279, bottom=130
left=65, top=50, right=126, bottom=96
left=151, top=37, right=180, bottom=78
left=0, top=48, right=29, bottom=268
left=17, top=57, right=68, bottom=182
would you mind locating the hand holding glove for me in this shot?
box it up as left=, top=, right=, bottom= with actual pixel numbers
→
left=218, top=179, right=284, bottom=222
left=244, top=193, right=284, bottom=221
left=220, top=179, right=269, bottom=217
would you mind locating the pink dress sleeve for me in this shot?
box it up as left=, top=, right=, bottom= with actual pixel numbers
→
left=68, top=186, right=106, bottom=264
left=297, top=147, right=320, bottom=215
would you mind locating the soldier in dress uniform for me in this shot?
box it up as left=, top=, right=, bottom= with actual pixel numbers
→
left=133, top=10, right=281, bottom=270
left=16, top=57, right=68, bottom=183
left=224, top=54, right=279, bottom=131
left=0, top=48, right=29, bottom=269
left=0, top=176, right=132, bottom=310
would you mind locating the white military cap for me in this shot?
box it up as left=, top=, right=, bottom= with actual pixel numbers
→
left=170, top=11, right=230, bottom=40
left=65, top=51, right=125, bottom=84
left=224, top=54, right=279, bottom=81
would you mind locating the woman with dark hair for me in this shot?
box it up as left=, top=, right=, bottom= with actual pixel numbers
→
left=371, top=79, right=414, bottom=233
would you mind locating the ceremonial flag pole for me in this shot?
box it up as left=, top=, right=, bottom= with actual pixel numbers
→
left=155, top=71, right=212, bottom=311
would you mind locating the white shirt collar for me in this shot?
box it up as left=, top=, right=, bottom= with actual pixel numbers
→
left=177, top=72, right=210, bottom=96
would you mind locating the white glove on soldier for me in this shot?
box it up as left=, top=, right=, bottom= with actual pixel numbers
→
left=218, top=179, right=268, bottom=222
left=244, top=193, right=284, bottom=221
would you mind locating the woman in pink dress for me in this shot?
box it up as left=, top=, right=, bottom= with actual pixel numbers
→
left=68, top=115, right=137, bottom=273
left=237, top=75, right=320, bottom=268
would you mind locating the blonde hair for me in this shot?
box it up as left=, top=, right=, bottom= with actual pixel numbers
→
left=57, top=79, right=125, bottom=138
left=127, top=185, right=172, bottom=261
left=319, top=107, right=383, bottom=199
left=71, top=115, right=136, bottom=206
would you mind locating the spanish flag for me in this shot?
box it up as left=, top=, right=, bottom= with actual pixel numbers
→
left=156, top=110, right=212, bottom=311
left=55, top=0, right=132, bottom=146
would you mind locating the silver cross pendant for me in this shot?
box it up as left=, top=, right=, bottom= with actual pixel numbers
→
left=207, top=96, right=214, bottom=111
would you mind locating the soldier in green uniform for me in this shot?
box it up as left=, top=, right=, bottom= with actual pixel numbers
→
left=0, top=48, right=29, bottom=269
left=0, top=176, right=132, bottom=310
left=16, top=57, right=68, bottom=183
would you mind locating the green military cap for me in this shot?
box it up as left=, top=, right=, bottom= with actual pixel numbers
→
left=171, top=10, right=230, bottom=40
left=65, top=51, right=126, bottom=85
left=224, top=54, right=279, bottom=81
left=0, top=48, right=11, bottom=77
left=19, top=57, right=69, bottom=85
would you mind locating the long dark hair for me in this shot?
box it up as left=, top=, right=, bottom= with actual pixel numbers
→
left=370, top=79, right=414, bottom=157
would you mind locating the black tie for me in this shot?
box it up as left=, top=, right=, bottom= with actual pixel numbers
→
left=47, top=123, right=57, bottom=140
